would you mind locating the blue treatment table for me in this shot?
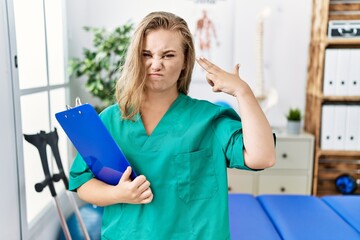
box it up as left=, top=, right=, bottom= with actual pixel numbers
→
left=228, top=194, right=280, bottom=240
left=228, top=194, right=360, bottom=240
left=322, top=195, right=360, bottom=234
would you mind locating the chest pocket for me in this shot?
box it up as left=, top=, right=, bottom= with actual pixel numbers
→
left=174, top=148, right=219, bottom=203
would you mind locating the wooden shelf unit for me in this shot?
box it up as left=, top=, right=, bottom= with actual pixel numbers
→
left=305, top=0, right=360, bottom=196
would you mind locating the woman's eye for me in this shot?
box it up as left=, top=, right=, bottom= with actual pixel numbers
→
left=142, top=53, right=152, bottom=58
left=164, top=54, right=175, bottom=59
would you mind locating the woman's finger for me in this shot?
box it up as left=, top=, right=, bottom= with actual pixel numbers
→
left=118, top=166, right=132, bottom=184
left=137, top=180, right=151, bottom=194
left=139, top=189, right=153, bottom=203
left=131, top=175, right=147, bottom=189
left=141, top=192, right=153, bottom=204
left=140, top=188, right=152, bottom=199
left=196, top=57, right=219, bottom=73
left=233, top=64, right=240, bottom=76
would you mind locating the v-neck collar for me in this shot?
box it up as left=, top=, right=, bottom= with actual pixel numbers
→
left=141, top=93, right=183, bottom=137
left=129, top=93, right=185, bottom=151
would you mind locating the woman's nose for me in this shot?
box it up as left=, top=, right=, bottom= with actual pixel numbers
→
left=150, top=57, right=163, bottom=70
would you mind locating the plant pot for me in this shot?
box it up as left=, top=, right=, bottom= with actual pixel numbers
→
left=287, top=120, right=301, bottom=135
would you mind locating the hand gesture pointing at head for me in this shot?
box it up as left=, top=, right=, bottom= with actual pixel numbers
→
left=196, top=57, right=275, bottom=170
left=196, top=57, right=251, bottom=98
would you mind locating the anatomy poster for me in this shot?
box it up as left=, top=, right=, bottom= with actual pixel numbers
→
left=172, top=0, right=235, bottom=82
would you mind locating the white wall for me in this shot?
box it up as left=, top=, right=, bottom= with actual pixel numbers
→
left=66, top=0, right=312, bottom=128
left=2, top=1, right=80, bottom=239
left=0, top=0, right=21, bottom=238
left=233, top=0, right=312, bottom=127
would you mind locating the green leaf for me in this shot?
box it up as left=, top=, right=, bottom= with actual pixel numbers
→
left=286, top=108, right=302, bottom=121
left=69, top=22, right=134, bottom=108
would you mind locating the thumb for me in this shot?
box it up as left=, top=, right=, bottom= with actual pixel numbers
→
left=119, top=166, right=132, bottom=183
left=233, top=64, right=240, bottom=76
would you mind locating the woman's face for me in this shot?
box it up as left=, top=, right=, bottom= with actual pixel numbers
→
left=142, top=29, right=185, bottom=94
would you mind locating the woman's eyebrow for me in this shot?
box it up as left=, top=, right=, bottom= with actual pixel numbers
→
left=163, top=50, right=176, bottom=54
left=142, top=49, right=177, bottom=54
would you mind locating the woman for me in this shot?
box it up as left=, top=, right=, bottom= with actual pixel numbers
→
left=69, top=11, right=275, bottom=239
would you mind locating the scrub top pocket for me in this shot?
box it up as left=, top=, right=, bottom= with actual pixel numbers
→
left=174, top=148, right=219, bottom=203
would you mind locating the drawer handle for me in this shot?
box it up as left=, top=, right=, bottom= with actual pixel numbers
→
left=228, top=186, right=232, bottom=192
left=280, top=187, right=286, bottom=192
left=282, top=153, right=287, bottom=159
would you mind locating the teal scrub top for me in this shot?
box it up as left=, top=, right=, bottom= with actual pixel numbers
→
left=69, top=93, right=253, bottom=240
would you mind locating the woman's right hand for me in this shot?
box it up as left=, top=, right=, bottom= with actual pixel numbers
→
left=114, top=166, right=154, bottom=204
left=77, top=166, right=153, bottom=206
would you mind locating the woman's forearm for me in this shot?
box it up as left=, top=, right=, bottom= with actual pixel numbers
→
left=77, top=178, right=119, bottom=206
left=234, top=85, right=276, bottom=169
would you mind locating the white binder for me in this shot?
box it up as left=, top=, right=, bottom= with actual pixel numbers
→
left=335, top=49, right=350, bottom=96
left=347, top=49, right=360, bottom=96
left=333, top=105, right=347, bottom=150
left=344, top=105, right=359, bottom=151
left=321, top=105, right=335, bottom=150
left=357, top=106, right=360, bottom=151
left=323, top=49, right=338, bottom=96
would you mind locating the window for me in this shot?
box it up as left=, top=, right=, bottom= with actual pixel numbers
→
left=13, top=0, right=70, bottom=224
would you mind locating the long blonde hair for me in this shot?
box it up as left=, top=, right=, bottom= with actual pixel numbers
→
left=115, top=11, right=195, bottom=120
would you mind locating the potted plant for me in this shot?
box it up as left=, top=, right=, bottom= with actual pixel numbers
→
left=68, top=23, right=134, bottom=112
left=286, top=108, right=302, bottom=134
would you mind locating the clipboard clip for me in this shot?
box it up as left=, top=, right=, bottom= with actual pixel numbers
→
left=66, top=97, right=82, bottom=110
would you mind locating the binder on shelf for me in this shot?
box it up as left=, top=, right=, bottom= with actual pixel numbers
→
left=323, top=49, right=338, bottom=96
left=333, top=105, right=347, bottom=150
left=321, top=105, right=335, bottom=150
left=357, top=107, right=360, bottom=151
left=55, top=100, right=137, bottom=186
left=334, top=49, right=350, bottom=96
left=328, top=20, right=360, bottom=38
left=344, top=105, right=359, bottom=151
left=347, top=49, right=360, bottom=96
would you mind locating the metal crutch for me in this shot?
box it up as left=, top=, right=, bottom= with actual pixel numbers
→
left=24, top=132, right=72, bottom=240
left=42, top=128, right=90, bottom=240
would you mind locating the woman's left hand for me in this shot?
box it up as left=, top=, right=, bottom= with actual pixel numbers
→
left=196, top=57, right=250, bottom=98
left=196, top=57, right=276, bottom=170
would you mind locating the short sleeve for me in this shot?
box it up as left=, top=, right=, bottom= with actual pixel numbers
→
left=68, top=152, right=94, bottom=191
left=211, top=107, right=252, bottom=170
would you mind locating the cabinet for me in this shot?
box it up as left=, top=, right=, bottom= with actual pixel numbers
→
left=227, top=132, right=314, bottom=195
left=304, top=0, right=360, bottom=196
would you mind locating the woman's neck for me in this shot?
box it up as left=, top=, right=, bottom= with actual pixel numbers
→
left=140, top=90, right=179, bottom=136
left=142, top=90, right=179, bottom=110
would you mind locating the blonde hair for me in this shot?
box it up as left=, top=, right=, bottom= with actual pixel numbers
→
left=115, top=11, right=195, bottom=120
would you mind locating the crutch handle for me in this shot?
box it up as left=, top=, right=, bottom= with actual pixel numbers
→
left=52, top=173, right=62, bottom=182
left=34, top=177, right=57, bottom=197
left=43, top=128, right=69, bottom=189
left=34, top=179, right=47, bottom=192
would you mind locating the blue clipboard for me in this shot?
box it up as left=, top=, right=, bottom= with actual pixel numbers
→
left=55, top=103, right=136, bottom=185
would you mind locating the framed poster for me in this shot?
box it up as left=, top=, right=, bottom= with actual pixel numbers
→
left=172, top=0, right=235, bottom=82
